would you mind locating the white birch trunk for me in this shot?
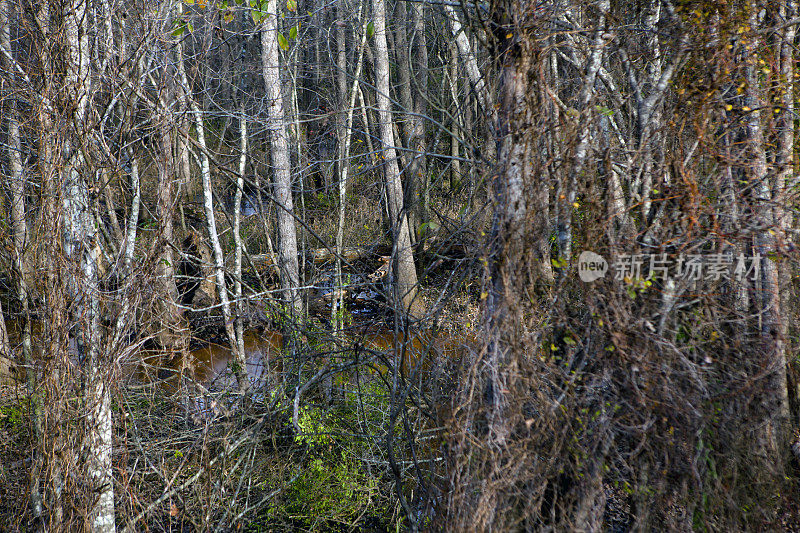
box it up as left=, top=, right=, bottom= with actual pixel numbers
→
left=176, top=8, right=247, bottom=388
left=63, top=0, right=115, bottom=528
left=234, top=105, right=247, bottom=371
left=0, top=0, right=30, bottom=387
left=444, top=4, right=494, bottom=116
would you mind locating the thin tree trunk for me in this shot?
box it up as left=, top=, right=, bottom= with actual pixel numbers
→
left=261, top=1, right=302, bottom=317
left=744, top=3, right=790, bottom=469
left=448, top=40, right=461, bottom=189
left=334, top=0, right=368, bottom=331
left=336, top=0, right=348, bottom=193
left=444, top=5, right=495, bottom=119
left=409, top=0, right=428, bottom=228
left=111, top=144, right=141, bottom=351
left=1, top=0, right=31, bottom=390
left=372, top=0, right=421, bottom=318
left=0, top=300, right=9, bottom=384
left=176, top=9, right=247, bottom=389
left=357, top=83, right=376, bottom=162
left=775, top=0, right=797, bottom=418
left=394, top=0, right=414, bottom=167
left=63, top=0, right=115, bottom=528
left=557, top=1, right=608, bottom=261
left=234, top=104, right=248, bottom=376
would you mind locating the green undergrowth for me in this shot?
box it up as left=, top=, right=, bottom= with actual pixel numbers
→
left=247, top=379, right=396, bottom=531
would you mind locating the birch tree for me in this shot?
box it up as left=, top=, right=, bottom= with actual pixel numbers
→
left=62, top=0, right=116, bottom=528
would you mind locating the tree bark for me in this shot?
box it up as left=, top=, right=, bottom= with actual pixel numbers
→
left=0, top=0, right=29, bottom=386
left=234, top=103, right=248, bottom=377
left=261, top=1, right=302, bottom=317
left=743, top=2, right=791, bottom=470
left=63, top=0, right=116, bottom=528
left=334, top=0, right=368, bottom=331
left=409, top=0, right=429, bottom=229
left=371, top=0, right=421, bottom=318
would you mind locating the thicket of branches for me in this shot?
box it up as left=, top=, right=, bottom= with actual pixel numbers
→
left=0, top=0, right=798, bottom=531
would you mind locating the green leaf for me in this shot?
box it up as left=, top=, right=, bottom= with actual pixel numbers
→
left=187, top=21, right=194, bottom=32
left=286, top=0, right=296, bottom=11
left=595, top=105, right=615, bottom=116
left=172, top=25, right=186, bottom=37
left=289, top=24, right=297, bottom=40
left=277, top=32, right=289, bottom=50
left=563, top=336, right=576, bottom=346
left=251, top=9, right=263, bottom=23
left=278, top=32, right=289, bottom=52
left=419, top=221, right=439, bottom=236
left=366, top=21, right=374, bottom=39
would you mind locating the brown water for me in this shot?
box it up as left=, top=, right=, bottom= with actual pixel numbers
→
left=3, top=320, right=474, bottom=391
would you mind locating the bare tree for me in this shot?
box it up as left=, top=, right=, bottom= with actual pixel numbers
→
left=62, top=0, right=116, bottom=527
left=371, top=0, right=420, bottom=317
left=261, top=0, right=302, bottom=317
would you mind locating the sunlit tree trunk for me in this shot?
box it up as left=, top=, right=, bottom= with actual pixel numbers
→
left=447, top=40, right=461, bottom=189
left=371, top=0, right=420, bottom=317
left=234, top=103, right=248, bottom=374
left=176, top=2, right=246, bottom=389
left=62, top=0, right=115, bottom=528
left=261, top=0, right=302, bottom=317
left=775, top=0, right=798, bottom=419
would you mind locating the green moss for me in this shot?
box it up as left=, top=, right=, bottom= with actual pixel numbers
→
left=0, top=402, right=24, bottom=429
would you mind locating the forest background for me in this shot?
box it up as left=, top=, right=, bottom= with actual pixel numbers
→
left=1, top=0, right=800, bottom=530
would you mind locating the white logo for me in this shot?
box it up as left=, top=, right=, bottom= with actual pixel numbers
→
left=578, top=251, right=608, bottom=282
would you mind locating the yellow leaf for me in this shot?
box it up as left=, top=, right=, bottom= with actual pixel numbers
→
left=184, top=0, right=194, bottom=4
left=198, top=0, right=207, bottom=7
left=506, top=33, right=513, bottom=39
left=741, top=106, right=751, bottom=112
left=572, top=202, right=580, bottom=209
left=725, top=104, right=733, bottom=111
